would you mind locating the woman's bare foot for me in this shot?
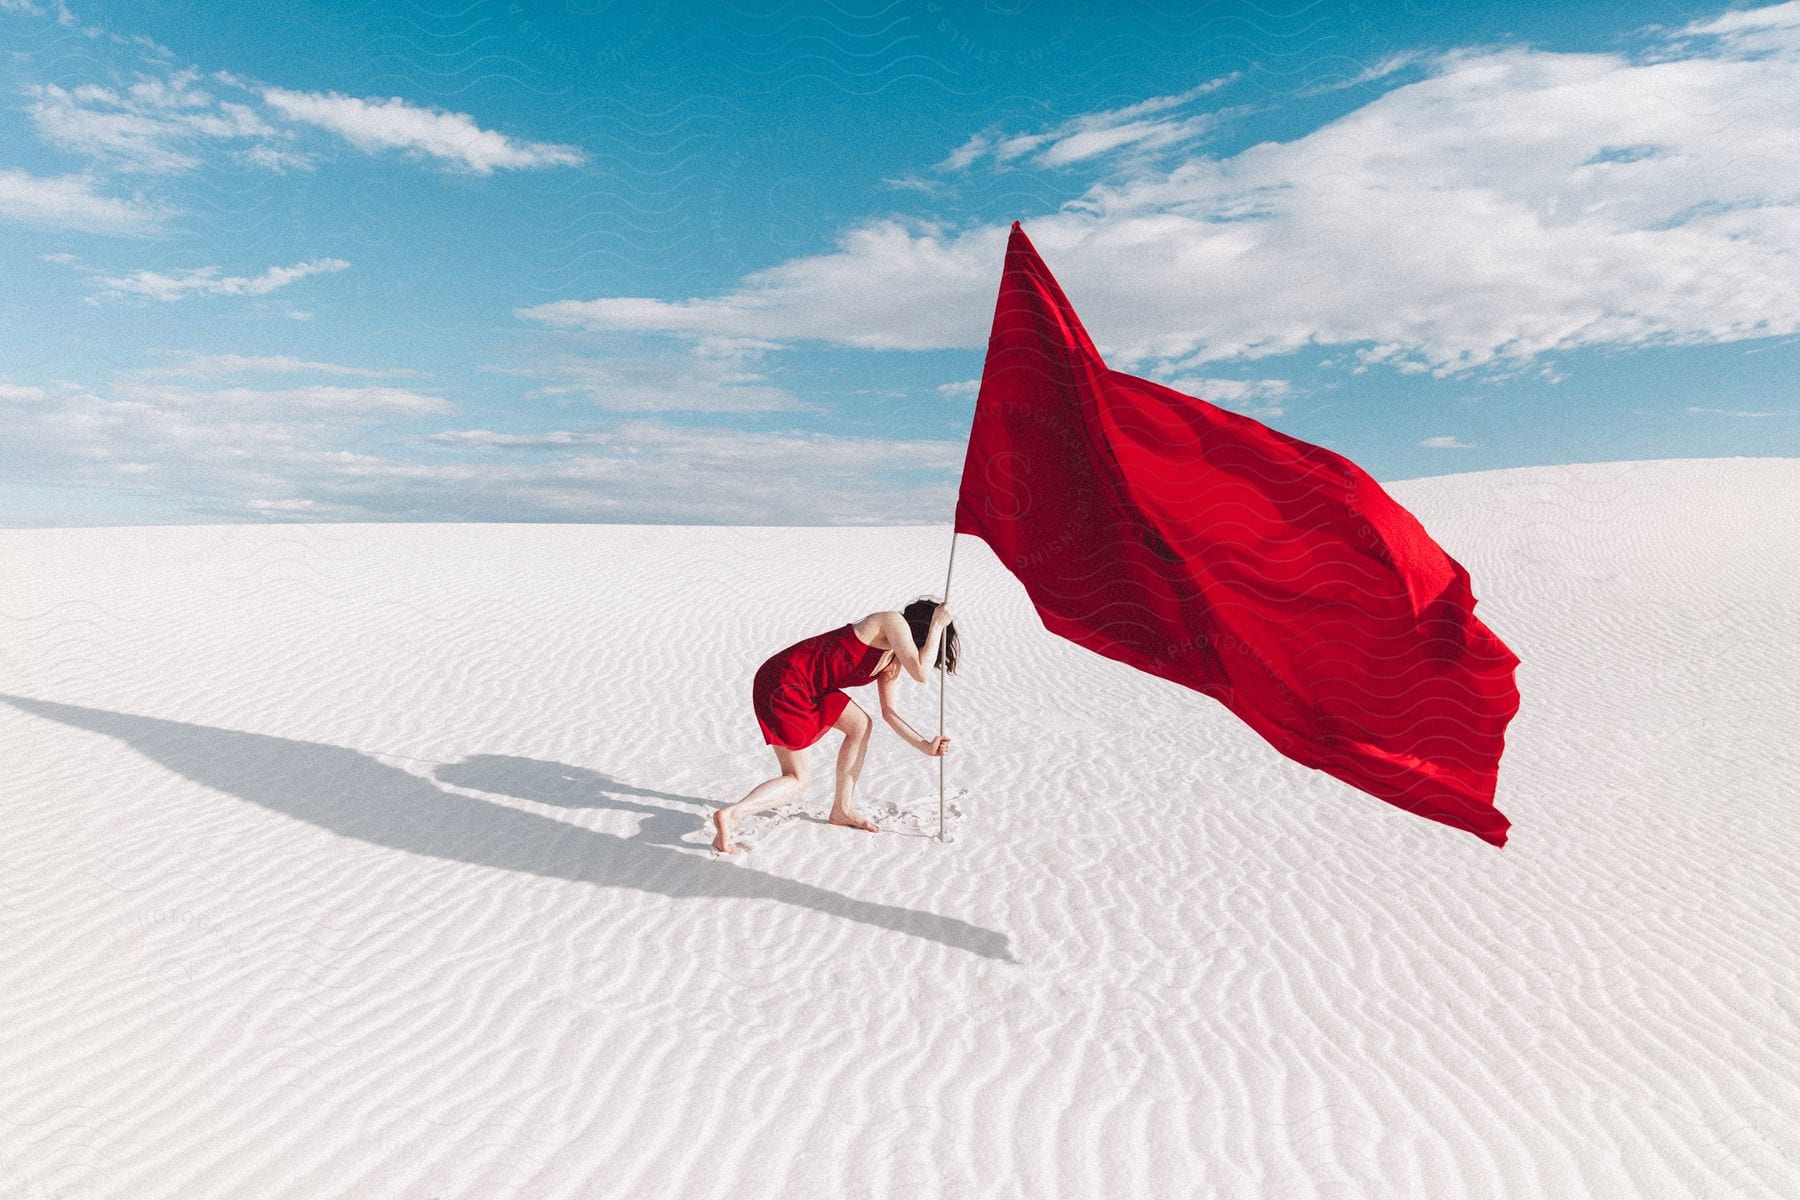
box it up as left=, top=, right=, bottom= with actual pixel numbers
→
left=712, top=810, right=736, bottom=854
left=828, top=805, right=879, bottom=834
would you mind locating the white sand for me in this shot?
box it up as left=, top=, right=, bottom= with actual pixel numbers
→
left=3, top=456, right=1797, bottom=1199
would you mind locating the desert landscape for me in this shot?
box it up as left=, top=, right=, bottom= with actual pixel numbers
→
left=4, top=455, right=1796, bottom=1198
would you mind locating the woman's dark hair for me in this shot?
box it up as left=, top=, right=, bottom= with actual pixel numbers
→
left=901, top=596, right=959, bottom=675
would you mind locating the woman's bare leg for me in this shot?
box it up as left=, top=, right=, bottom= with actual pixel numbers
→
left=828, top=702, right=878, bottom=834
left=713, top=745, right=807, bottom=854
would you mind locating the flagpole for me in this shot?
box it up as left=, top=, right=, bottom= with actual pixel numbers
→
left=938, top=523, right=957, bottom=842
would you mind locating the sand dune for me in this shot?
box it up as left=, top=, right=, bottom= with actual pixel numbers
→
left=3, top=457, right=1797, bottom=1198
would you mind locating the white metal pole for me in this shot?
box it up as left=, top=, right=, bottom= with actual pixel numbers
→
left=938, top=526, right=958, bottom=842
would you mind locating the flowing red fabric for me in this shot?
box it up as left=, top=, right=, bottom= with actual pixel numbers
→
left=953, top=223, right=1521, bottom=846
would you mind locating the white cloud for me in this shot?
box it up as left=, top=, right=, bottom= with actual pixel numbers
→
left=935, top=379, right=980, bottom=400
left=1685, top=405, right=1780, bottom=416
left=1677, top=0, right=1800, bottom=47
left=1298, top=51, right=1426, bottom=96
left=259, top=87, right=586, bottom=173
left=115, top=381, right=452, bottom=418
left=426, top=430, right=609, bottom=448
left=404, top=419, right=966, bottom=522
left=424, top=421, right=962, bottom=472
left=937, top=78, right=1239, bottom=173
left=530, top=13, right=1800, bottom=377
left=27, top=68, right=278, bottom=174
left=21, top=56, right=577, bottom=179
left=0, top=166, right=165, bottom=233
left=1420, top=435, right=1473, bottom=448
left=125, top=352, right=423, bottom=381
left=937, top=133, right=989, bottom=172
left=517, top=219, right=1003, bottom=350
left=236, top=143, right=316, bottom=173
left=0, top=372, right=446, bottom=522
left=883, top=172, right=943, bottom=195
left=0, top=381, right=50, bottom=402
left=0, top=0, right=90, bottom=32
left=0, top=0, right=72, bottom=16
left=91, top=257, right=349, bottom=302
left=1, top=369, right=960, bottom=524
left=486, top=336, right=818, bottom=413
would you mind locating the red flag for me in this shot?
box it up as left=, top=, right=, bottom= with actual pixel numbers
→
left=954, top=223, right=1521, bottom=846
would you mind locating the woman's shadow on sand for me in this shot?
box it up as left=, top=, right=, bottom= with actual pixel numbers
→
left=433, top=754, right=707, bottom=849
left=1, top=693, right=1011, bottom=961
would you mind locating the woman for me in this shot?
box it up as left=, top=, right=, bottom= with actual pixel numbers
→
left=712, top=597, right=960, bottom=854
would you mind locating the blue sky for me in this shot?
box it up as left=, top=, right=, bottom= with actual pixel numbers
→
left=3, top=0, right=1797, bottom=525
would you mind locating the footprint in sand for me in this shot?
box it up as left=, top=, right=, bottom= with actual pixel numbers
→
left=698, top=790, right=969, bottom=855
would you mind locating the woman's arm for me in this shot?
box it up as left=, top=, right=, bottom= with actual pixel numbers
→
left=877, top=664, right=947, bottom=755
left=879, top=609, right=946, bottom=683
left=876, top=666, right=928, bottom=752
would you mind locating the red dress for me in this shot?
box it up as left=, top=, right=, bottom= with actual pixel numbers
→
left=753, top=623, right=886, bottom=750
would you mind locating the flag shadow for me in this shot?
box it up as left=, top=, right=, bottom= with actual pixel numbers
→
left=1, top=694, right=1012, bottom=962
